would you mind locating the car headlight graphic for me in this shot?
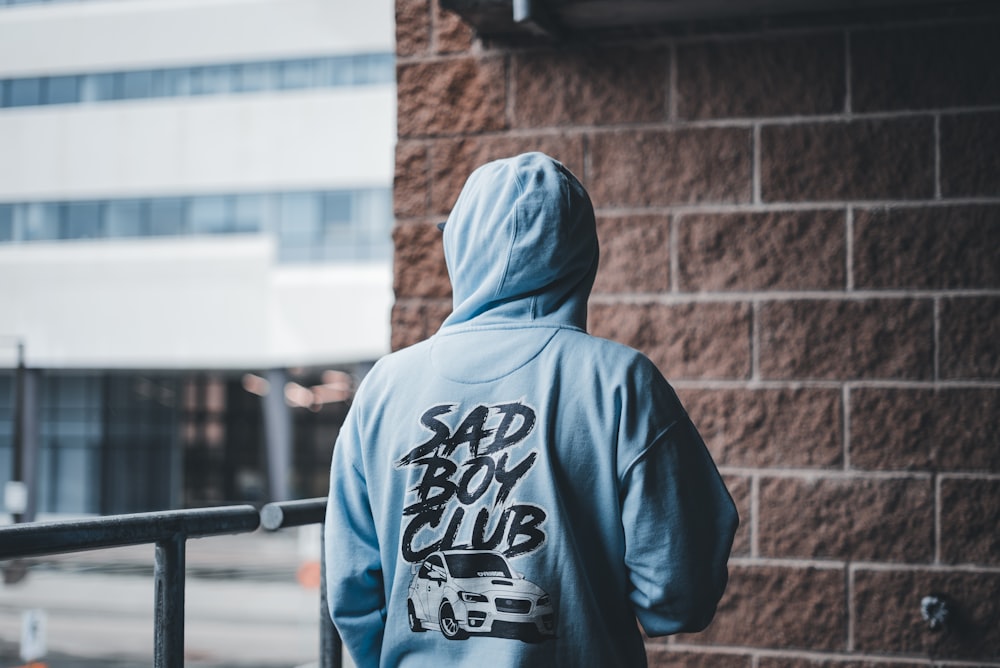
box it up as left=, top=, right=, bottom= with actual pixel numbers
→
left=459, top=591, right=488, bottom=603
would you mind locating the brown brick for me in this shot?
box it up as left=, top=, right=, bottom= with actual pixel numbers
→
left=396, top=0, right=431, bottom=57
left=677, top=210, right=846, bottom=292
left=392, top=223, right=450, bottom=299
left=395, top=141, right=429, bottom=217
left=593, top=215, right=670, bottom=295
left=759, top=476, right=933, bottom=562
left=940, top=297, right=1000, bottom=380
left=397, top=57, right=507, bottom=138
left=850, top=387, right=1000, bottom=472
left=941, top=477, right=1000, bottom=567
left=760, top=118, right=934, bottom=202
left=851, top=21, right=1000, bottom=112
left=722, top=474, right=751, bottom=557
left=941, top=111, right=1000, bottom=198
left=513, top=46, right=669, bottom=127
left=588, top=128, right=752, bottom=207
left=759, top=659, right=925, bottom=668
left=391, top=299, right=451, bottom=351
left=588, top=302, right=751, bottom=379
left=759, top=299, right=934, bottom=380
left=681, top=564, right=847, bottom=650
left=676, top=33, right=844, bottom=119
left=428, top=134, right=586, bottom=215
left=433, top=0, right=474, bottom=54
left=854, top=205, right=1000, bottom=290
left=679, top=388, right=843, bottom=469
left=646, top=648, right=751, bottom=668
left=853, top=568, right=1000, bottom=660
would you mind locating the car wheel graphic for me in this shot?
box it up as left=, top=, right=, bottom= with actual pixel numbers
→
left=439, top=601, right=467, bottom=640
left=407, top=601, right=425, bottom=633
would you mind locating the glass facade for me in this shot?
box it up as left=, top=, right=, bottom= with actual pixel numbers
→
left=0, top=188, right=393, bottom=262
left=0, top=374, right=11, bottom=511
left=0, top=53, right=395, bottom=109
left=0, top=368, right=355, bottom=515
left=0, top=371, right=177, bottom=515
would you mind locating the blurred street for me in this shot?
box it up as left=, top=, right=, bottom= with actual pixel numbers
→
left=0, top=529, right=343, bottom=668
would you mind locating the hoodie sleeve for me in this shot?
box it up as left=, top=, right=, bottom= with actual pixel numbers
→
left=619, top=394, right=738, bottom=636
left=324, top=402, right=386, bottom=668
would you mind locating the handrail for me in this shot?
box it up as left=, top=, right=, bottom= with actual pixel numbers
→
left=260, top=497, right=342, bottom=668
left=260, top=496, right=326, bottom=531
left=0, top=505, right=261, bottom=668
left=0, top=505, right=260, bottom=559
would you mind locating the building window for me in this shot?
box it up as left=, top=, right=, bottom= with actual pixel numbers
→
left=62, top=201, right=103, bottom=240
left=80, top=73, right=117, bottom=102
left=5, top=78, right=43, bottom=107
left=0, top=204, right=13, bottom=242
left=21, top=203, right=60, bottom=241
left=190, top=196, right=231, bottom=235
left=37, top=374, right=104, bottom=514
left=120, top=70, right=155, bottom=100
left=0, top=188, right=393, bottom=263
left=45, top=75, right=79, bottom=105
left=0, top=53, right=395, bottom=109
left=105, top=199, right=147, bottom=238
left=148, top=198, right=187, bottom=236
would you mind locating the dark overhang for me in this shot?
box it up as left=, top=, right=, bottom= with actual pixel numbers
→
left=439, top=0, right=988, bottom=40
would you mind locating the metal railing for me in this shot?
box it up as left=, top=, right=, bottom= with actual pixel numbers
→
left=0, top=499, right=340, bottom=668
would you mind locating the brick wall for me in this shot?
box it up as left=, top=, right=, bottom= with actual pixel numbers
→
left=392, top=3, right=1000, bottom=665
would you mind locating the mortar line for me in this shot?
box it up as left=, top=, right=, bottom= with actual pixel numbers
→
left=666, top=643, right=1000, bottom=666
left=671, top=377, right=1000, bottom=388
left=753, top=123, right=762, bottom=204
left=668, top=41, right=679, bottom=121
left=846, top=561, right=855, bottom=651
left=845, top=205, right=855, bottom=292
left=842, top=384, right=852, bottom=471
left=933, top=297, right=942, bottom=382
left=934, top=473, right=943, bottom=565
left=751, top=300, right=761, bottom=381
left=428, top=0, right=439, bottom=54
left=669, top=213, right=681, bottom=293
left=590, top=196, right=1000, bottom=216
left=730, top=557, right=1000, bottom=574
left=934, top=113, right=943, bottom=200
left=750, top=474, right=760, bottom=558
left=843, top=28, right=853, bottom=115
left=397, top=103, right=1000, bottom=135
left=938, top=471, right=1000, bottom=481
left=719, top=467, right=935, bottom=481
left=588, top=288, right=1000, bottom=305
left=504, top=53, right=515, bottom=129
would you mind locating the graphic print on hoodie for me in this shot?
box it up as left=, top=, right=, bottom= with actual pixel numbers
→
left=324, top=152, right=738, bottom=668
left=396, top=400, right=557, bottom=641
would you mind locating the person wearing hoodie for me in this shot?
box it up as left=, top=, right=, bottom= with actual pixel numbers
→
left=324, top=152, right=738, bottom=667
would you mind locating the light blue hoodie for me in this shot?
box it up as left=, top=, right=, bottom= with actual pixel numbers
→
left=325, top=152, right=738, bottom=667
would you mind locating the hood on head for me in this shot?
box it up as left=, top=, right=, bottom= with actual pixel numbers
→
left=440, top=152, right=598, bottom=331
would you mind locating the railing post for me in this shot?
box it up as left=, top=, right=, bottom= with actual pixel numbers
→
left=154, top=533, right=186, bottom=668
left=319, top=528, right=343, bottom=668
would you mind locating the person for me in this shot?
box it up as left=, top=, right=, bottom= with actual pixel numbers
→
left=324, top=152, right=738, bottom=667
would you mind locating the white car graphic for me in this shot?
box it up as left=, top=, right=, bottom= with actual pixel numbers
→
left=406, top=549, right=556, bottom=642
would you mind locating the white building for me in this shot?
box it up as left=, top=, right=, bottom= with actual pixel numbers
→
left=0, top=0, right=396, bottom=517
